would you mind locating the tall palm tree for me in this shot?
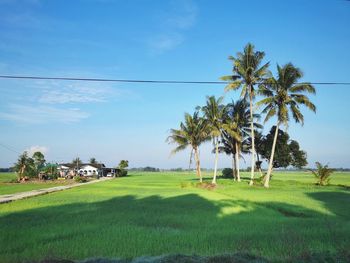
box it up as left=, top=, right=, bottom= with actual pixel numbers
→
left=14, top=151, right=35, bottom=180
left=221, top=43, right=270, bottom=185
left=200, top=96, right=226, bottom=184
left=167, top=111, right=210, bottom=182
left=257, top=63, right=316, bottom=187
left=223, top=99, right=260, bottom=182
left=219, top=130, right=249, bottom=181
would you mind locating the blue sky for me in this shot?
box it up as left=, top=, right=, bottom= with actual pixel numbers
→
left=0, top=0, right=349, bottom=168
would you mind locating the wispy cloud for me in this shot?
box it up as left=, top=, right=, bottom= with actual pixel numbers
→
left=38, top=82, right=113, bottom=104
left=148, top=0, right=198, bottom=54
left=148, top=34, right=184, bottom=54
left=0, top=104, right=89, bottom=124
left=167, top=0, right=198, bottom=29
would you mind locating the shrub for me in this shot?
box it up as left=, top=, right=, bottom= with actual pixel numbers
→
left=115, top=169, right=128, bottom=177
left=221, top=168, right=233, bottom=178
left=310, top=162, right=334, bottom=186
left=74, top=176, right=87, bottom=183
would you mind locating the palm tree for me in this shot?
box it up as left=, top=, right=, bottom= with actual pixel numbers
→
left=200, top=96, right=226, bottom=184
left=219, top=130, right=249, bottom=181
left=221, top=43, right=270, bottom=185
left=257, top=63, right=316, bottom=187
left=167, top=111, right=210, bottom=182
left=223, top=99, right=260, bottom=182
left=14, top=151, right=35, bottom=180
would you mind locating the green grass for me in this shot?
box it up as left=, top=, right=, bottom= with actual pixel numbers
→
left=0, top=173, right=75, bottom=195
left=0, top=171, right=349, bottom=262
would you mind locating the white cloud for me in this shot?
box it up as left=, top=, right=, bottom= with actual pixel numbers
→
left=38, top=83, right=112, bottom=104
left=149, top=34, right=184, bottom=54
left=148, top=0, right=198, bottom=54
left=0, top=104, right=89, bottom=124
left=167, top=0, right=198, bottom=29
left=26, top=145, right=48, bottom=156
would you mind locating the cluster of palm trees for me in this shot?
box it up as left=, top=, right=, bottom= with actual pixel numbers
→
left=168, top=43, right=316, bottom=188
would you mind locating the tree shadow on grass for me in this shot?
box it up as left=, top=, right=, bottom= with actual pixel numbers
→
left=0, top=192, right=349, bottom=263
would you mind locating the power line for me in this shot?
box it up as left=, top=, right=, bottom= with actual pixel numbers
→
left=0, top=74, right=350, bottom=85
left=0, top=142, right=21, bottom=154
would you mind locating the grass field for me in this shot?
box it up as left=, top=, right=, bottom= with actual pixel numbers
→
left=0, top=171, right=349, bottom=262
left=0, top=173, right=75, bottom=195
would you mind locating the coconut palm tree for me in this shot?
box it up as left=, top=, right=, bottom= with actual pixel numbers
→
left=219, top=130, right=249, bottom=181
left=223, top=99, right=261, bottom=182
left=167, top=111, right=210, bottom=182
left=221, top=43, right=270, bottom=185
left=200, top=96, right=226, bottom=184
left=14, top=151, right=35, bottom=180
left=257, top=63, right=316, bottom=187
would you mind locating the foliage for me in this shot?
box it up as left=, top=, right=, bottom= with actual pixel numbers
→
left=33, top=151, right=46, bottom=174
left=115, top=160, right=129, bottom=177
left=167, top=111, right=210, bottom=156
left=90, top=158, right=97, bottom=164
left=13, top=151, right=36, bottom=179
left=258, top=63, right=316, bottom=127
left=118, top=160, right=129, bottom=170
left=221, top=43, right=271, bottom=184
left=71, top=157, right=82, bottom=167
left=311, top=162, right=334, bottom=186
left=221, top=168, right=234, bottom=178
left=74, top=176, right=88, bottom=183
left=260, top=126, right=307, bottom=169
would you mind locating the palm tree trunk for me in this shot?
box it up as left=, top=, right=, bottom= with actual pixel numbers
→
left=257, top=153, right=263, bottom=177
left=235, top=142, right=241, bottom=182
left=264, top=122, right=279, bottom=188
left=232, top=156, right=236, bottom=180
left=212, top=137, right=219, bottom=184
left=194, top=148, right=202, bottom=183
left=249, top=90, right=255, bottom=186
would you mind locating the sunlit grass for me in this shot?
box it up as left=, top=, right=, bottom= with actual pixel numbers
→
left=0, top=171, right=349, bottom=262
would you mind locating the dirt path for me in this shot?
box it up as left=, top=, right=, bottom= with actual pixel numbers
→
left=0, top=177, right=113, bottom=204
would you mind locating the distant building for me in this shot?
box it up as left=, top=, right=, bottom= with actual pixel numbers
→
left=58, top=163, right=107, bottom=177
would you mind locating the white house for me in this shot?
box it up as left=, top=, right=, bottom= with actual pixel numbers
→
left=58, top=163, right=106, bottom=177
left=79, top=164, right=100, bottom=176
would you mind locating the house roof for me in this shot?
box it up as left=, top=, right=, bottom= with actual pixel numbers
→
left=59, top=163, right=106, bottom=169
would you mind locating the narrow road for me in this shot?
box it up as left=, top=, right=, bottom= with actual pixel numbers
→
left=0, top=177, right=113, bottom=204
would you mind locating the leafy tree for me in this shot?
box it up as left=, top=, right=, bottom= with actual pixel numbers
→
left=221, top=43, right=270, bottom=185
left=32, top=151, right=46, bottom=175
left=311, top=162, right=334, bottom=186
left=71, top=157, right=82, bottom=168
left=116, top=160, right=129, bottom=177
left=258, top=63, right=316, bottom=187
left=289, top=140, right=307, bottom=168
left=260, top=126, right=308, bottom=170
left=118, top=160, right=129, bottom=170
left=89, top=157, right=97, bottom=164
left=167, top=111, right=210, bottom=182
left=200, top=96, right=226, bottom=184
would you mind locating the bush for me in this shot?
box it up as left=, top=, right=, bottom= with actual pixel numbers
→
left=311, top=162, right=334, bottom=186
left=221, top=168, right=233, bottom=178
left=115, top=169, right=128, bottom=177
left=74, top=176, right=87, bottom=183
